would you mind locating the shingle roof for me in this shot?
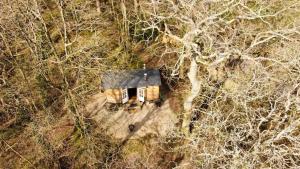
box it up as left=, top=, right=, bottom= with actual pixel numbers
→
left=101, top=69, right=162, bottom=90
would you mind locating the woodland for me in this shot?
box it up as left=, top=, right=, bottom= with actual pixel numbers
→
left=1, top=0, right=300, bottom=168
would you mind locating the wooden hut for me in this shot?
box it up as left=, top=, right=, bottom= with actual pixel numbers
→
left=101, top=68, right=161, bottom=103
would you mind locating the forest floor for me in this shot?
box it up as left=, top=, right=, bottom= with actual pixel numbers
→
left=84, top=93, right=178, bottom=140
left=0, top=92, right=181, bottom=168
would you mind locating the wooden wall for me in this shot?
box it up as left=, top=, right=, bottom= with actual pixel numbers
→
left=104, top=86, right=160, bottom=103
left=146, top=86, right=160, bottom=101
left=104, top=88, right=122, bottom=103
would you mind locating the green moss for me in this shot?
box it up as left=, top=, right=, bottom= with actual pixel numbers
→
left=0, top=125, right=24, bottom=140
left=0, top=108, right=31, bottom=140
left=246, top=0, right=259, bottom=10
left=221, top=10, right=238, bottom=21
left=104, top=46, right=144, bottom=70
left=68, top=129, right=83, bottom=146
left=122, top=139, right=145, bottom=156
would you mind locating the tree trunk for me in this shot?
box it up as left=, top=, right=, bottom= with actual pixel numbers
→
left=184, top=58, right=201, bottom=111
left=182, top=58, right=201, bottom=134
left=96, top=0, right=101, bottom=13
left=133, top=0, right=138, bottom=14
left=120, top=0, right=127, bottom=34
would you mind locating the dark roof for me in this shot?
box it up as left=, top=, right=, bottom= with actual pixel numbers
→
left=101, top=69, right=161, bottom=90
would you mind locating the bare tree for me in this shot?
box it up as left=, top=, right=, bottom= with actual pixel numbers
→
left=133, top=0, right=300, bottom=168
left=1, top=0, right=300, bottom=168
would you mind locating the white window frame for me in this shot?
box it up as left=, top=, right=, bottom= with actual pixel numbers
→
left=122, top=88, right=129, bottom=103
left=138, top=87, right=145, bottom=102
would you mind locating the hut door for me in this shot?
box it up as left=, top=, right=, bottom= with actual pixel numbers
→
left=138, top=87, right=145, bottom=102
left=122, top=89, right=129, bottom=103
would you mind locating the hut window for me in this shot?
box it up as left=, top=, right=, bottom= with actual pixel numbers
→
left=139, top=89, right=143, bottom=97
left=122, top=90, right=128, bottom=99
